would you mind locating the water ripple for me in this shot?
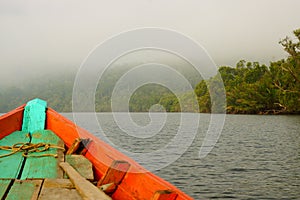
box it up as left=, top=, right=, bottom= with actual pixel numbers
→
left=63, top=113, right=300, bottom=199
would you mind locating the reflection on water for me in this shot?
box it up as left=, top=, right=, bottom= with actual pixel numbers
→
left=63, top=113, right=300, bottom=199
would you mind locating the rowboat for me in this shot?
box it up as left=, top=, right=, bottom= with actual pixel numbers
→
left=0, top=99, right=192, bottom=200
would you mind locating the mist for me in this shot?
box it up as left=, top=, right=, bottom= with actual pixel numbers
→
left=0, top=0, right=299, bottom=87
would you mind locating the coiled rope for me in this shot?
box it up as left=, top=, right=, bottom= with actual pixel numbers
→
left=0, top=142, right=65, bottom=158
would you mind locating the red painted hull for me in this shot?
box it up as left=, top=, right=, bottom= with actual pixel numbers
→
left=0, top=105, right=193, bottom=200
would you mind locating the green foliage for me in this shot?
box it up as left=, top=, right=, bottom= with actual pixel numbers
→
left=1, top=29, right=299, bottom=115
left=0, top=73, right=74, bottom=113
left=129, top=84, right=172, bottom=112
left=0, top=67, right=198, bottom=113
left=159, top=94, right=180, bottom=112
left=194, top=28, right=300, bottom=114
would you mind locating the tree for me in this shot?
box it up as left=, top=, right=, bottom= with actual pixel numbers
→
left=269, top=29, right=300, bottom=113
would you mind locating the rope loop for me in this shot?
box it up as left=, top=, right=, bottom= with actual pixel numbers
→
left=0, top=142, right=65, bottom=158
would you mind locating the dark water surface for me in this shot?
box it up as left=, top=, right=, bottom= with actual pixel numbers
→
left=62, top=113, right=300, bottom=199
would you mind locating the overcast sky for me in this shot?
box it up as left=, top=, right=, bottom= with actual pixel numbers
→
left=0, top=0, right=299, bottom=85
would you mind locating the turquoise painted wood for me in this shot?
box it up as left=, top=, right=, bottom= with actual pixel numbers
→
left=0, top=180, right=12, bottom=199
left=22, top=98, right=47, bottom=134
left=0, top=131, right=30, bottom=178
left=20, top=130, right=63, bottom=180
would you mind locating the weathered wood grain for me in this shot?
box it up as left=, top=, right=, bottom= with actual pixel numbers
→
left=65, top=155, right=94, bottom=180
left=0, top=131, right=30, bottom=179
left=66, top=138, right=81, bottom=155
left=66, top=138, right=91, bottom=155
left=20, top=130, right=64, bottom=179
left=38, top=179, right=82, bottom=200
left=5, top=180, right=42, bottom=200
left=0, top=179, right=12, bottom=199
left=60, top=162, right=111, bottom=200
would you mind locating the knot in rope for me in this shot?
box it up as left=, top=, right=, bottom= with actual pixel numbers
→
left=0, top=142, right=65, bottom=158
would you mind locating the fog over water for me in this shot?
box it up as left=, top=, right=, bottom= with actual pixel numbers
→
left=0, top=0, right=299, bottom=87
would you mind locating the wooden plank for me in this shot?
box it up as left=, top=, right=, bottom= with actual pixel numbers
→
left=38, top=179, right=82, bottom=200
left=20, top=130, right=64, bottom=180
left=0, top=179, right=12, bottom=199
left=97, top=160, right=130, bottom=194
left=56, top=140, right=65, bottom=178
left=0, top=131, right=30, bottom=178
left=65, top=155, right=94, bottom=180
left=151, top=190, right=178, bottom=200
left=66, top=138, right=91, bottom=155
left=22, top=98, right=47, bottom=135
left=6, top=180, right=43, bottom=200
left=59, top=162, right=112, bottom=200
left=41, top=178, right=74, bottom=189
left=66, top=138, right=81, bottom=154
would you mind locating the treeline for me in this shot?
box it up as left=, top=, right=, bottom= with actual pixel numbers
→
left=137, top=29, right=300, bottom=114
left=0, top=64, right=200, bottom=113
left=197, top=29, right=300, bottom=114
left=0, top=73, right=75, bottom=112
left=144, top=29, right=300, bottom=114
left=164, top=29, right=300, bottom=114
left=0, top=29, right=299, bottom=114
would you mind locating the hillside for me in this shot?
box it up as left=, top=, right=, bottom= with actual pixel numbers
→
left=1, top=29, right=299, bottom=114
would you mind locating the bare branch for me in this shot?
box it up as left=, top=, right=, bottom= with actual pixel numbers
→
left=273, top=82, right=299, bottom=93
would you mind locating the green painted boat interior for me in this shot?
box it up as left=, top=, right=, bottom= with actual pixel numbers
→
left=21, top=130, right=63, bottom=180
left=0, top=99, right=65, bottom=199
left=0, top=131, right=30, bottom=179
left=0, top=180, right=12, bottom=198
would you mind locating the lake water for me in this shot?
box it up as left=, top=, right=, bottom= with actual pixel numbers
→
left=63, top=113, right=300, bottom=199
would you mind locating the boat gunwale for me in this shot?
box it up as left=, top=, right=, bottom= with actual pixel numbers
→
left=0, top=105, right=193, bottom=200
left=46, top=108, right=192, bottom=199
left=0, top=104, right=25, bottom=140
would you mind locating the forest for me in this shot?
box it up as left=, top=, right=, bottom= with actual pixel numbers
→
left=196, top=29, right=300, bottom=114
left=0, top=29, right=299, bottom=114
